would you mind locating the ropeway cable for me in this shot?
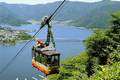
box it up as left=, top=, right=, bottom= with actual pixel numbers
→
left=49, top=0, right=66, bottom=21
left=0, top=0, right=69, bottom=74
left=0, top=27, right=45, bottom=73
left=50, top=0, right=69, bottom=21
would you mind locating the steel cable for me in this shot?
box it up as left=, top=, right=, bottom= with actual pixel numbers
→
left=0, top=0, right=68, bottom=74
left=50, top=0, right=69, bottom=21
left=0, top=27, right=45, bottom=73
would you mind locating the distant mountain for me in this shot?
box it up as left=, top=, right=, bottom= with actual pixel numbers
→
left=70, top=3, right=120, bottom=29
left=0, top=5, right=31, bottom=26
left=0, top=0, right=120, bottom=28
left=0, top=0, right=120, bottom=21
left=0, top=5, right=18, bottom=17
left=0, top=2, right=45, bottom=20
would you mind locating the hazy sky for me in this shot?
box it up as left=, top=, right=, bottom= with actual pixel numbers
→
left=0, top=0, right=120, bottom=5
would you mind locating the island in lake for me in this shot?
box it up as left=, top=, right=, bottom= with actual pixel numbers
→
left=0, top=26, right=36, bottom=45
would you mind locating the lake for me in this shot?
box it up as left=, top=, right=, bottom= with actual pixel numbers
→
left=0, top=25, right=93, bottom=80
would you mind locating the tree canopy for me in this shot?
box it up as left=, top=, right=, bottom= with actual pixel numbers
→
left=47, top=12, right=120, bottom=80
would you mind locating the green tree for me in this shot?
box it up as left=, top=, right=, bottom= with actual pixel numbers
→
left=84, top=12, right=120, bottom=76
left=83, top=29, right=112, bottom=76
left=89, top=62, right=120, bottom=80
left=18, top=32, right=32, bottom=40
left=47, top=11, right=120, bottom=79
left=0, top=35, right=5, bottom=38
left=47, top=53, right=89, bottom=80
left=106, top=12, right=120, bottom=49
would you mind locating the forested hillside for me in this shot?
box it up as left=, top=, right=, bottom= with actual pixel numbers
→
left=0, top=0, right=120, bottom=28
left=70, top=3, right=120, bottom=29
left=0, top=0, right=119, bottom=21
left=47, top=11, right=120, bottom=80
left=0, top=5, right=31, bottom=26
left=0, top=5, right=18, bottom=18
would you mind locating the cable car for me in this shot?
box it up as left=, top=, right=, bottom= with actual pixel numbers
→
left=32, top=17, right=60, bottom=75
left=32, top=48, right=60, bottom=75
left=0, top=0, right=68, bottom=75
left=31, top=0, right=68, bottom=76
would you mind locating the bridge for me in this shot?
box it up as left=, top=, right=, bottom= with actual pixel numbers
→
left=37, top=38, right=84, bottom=42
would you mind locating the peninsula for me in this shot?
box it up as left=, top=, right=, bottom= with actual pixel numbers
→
left=0, top=26, right=36, bottom=45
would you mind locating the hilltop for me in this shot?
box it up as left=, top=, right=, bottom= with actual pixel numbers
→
left=70, top=3, right=120, bottom=29
left=0, top=5, right=31, bottom=26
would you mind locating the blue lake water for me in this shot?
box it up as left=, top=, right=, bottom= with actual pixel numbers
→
left=0, top=25, right=93, bottom=80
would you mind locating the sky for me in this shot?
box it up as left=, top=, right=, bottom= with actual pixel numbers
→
left=0, top=0, right=120, bottom=5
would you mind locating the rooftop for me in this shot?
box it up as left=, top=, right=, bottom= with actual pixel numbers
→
left=42, top=51, right=60, bottom=56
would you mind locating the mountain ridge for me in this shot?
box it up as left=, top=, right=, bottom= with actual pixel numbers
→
left=0, top=0, right=120, bottom=28
left=0, top=0, right=120, bottom=21
left=70, top=3, right=120, bottom=29
left=0, top=5, right=31, bottom=26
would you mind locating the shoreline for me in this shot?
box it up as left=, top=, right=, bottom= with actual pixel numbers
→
left=75, top=26, right=94, bottom=30
left=0, top=26, right=36, bottom=46
left=0, top=39, right=35, bottom=46
left=67, top=25, right=94, bottom=30
left=1, top=21, right=94, bottom=30
left=0, top=24, right=93, bottom=46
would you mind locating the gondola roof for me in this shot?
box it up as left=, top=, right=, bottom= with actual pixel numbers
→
left=42, top=51, right=60, bottom=56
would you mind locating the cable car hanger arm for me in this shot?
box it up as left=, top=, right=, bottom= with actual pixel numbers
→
left=0, top=0, right=68, bottom=74
left=40, top=0, right=67, bottom=29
